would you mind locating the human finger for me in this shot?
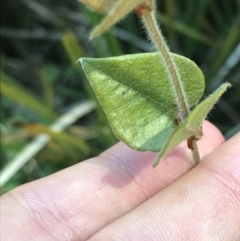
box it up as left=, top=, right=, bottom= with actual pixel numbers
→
left=1, top=121, right=224, bottom=241
left=89, top=132, right=240, bottom=241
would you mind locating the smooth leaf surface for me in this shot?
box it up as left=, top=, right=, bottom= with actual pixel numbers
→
left=80, top=52, right=205, bottom=152
left=153, top=83, right=230, bottom=167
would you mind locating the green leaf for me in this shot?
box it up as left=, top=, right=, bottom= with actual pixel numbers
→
left=153, top=83, right=231, bottom=167
left=80, top=52, right=205, bottom=152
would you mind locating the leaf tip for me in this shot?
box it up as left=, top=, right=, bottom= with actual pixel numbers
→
left=212, top=82, right=232, bottom=98
left=152, top=153, right=161, bottom=168
left=77, top=58, right=86, bottom=66
left=90, top=28, right=100, bottom=40
left=89, top=33, right=94, bottom=40
left=76, top=58, right=82, bottom=64
left=223, top=82, right=232, bottom=89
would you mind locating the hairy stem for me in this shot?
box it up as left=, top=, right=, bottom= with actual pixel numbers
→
left=142, top=10, right=189, bottom=120
left=141, top=7, right=201, bottom=165
left=191, top=140, right=201, bottom=165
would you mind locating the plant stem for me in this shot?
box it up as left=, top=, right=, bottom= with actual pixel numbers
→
left=191, top=140, right=201, bottom=165
left=141, top=8, right=201, bottom=165
left=142, top=10, right=189, bottom=120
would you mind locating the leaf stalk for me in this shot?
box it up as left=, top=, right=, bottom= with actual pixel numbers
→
left=141, top=10, right=189, bottom=121
left=141, top=4, right=201, bottom=165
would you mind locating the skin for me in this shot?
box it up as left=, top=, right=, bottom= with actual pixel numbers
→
left=1, top=121, right=240, bottom=241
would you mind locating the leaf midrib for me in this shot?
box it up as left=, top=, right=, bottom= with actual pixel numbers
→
left=89, top=63, right=177, bottom=116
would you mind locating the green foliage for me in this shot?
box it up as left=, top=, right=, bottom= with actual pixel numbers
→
left=81, top=50, right=230, bottom=166
left=153, top=83, right=230, bottom=166
left=1, top=72, right=58, bottom=122
left=80, top=52, right=205, bottom=152
left=1, top=0, right=239, bottom=192
left=62, top=31, right=85, bottom=66
left=18, top=123, right=91, bottom=154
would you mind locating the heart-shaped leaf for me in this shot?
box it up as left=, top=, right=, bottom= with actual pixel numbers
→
left=153, top=83, right=231, bottom=167
left=80, top=52, right=205, bottom=152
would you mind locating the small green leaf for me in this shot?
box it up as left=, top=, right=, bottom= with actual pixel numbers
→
left=153, top=83, right=231, bottom=167
left=80, top=52, right=205, bottom=152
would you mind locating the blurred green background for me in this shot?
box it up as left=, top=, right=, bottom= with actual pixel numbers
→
left=1, top=0, right=240, bottom=193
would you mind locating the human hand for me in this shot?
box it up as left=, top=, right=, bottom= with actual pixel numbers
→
left=2, top=121, right=240, bottom=241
